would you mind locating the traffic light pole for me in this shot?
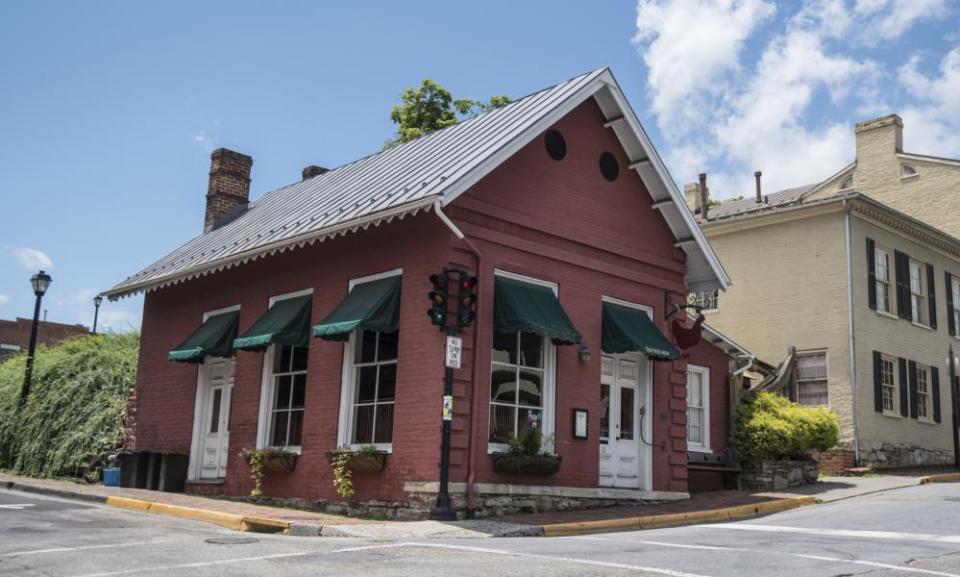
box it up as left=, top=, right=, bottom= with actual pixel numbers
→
left=431, top=323, right=458, bottom=521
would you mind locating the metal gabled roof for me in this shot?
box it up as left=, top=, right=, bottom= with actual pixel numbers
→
left=106, top=67, right=730, bottom=299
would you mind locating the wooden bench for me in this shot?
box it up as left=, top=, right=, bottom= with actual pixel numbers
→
left=687, top=449, right=741, bottom=490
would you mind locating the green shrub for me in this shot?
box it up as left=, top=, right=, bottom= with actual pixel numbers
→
left=732, top=392, right=839, bottom=463
left=0, top=333, right=139, bottom=476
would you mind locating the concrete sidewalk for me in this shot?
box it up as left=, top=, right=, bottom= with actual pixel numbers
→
left=3, top=471, right=955, bottom=538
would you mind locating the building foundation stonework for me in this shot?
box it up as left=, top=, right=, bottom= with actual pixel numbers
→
left=226, top=482, right=686, bottom=520
left=740, top=460, right=819, bottom=491
left=860, top=441, right=954, bottom=468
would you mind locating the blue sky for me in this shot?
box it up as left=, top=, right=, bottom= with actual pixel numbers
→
left=1, top=1, right=957, bottom=331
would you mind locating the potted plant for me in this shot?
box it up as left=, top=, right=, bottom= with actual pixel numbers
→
left=239, top=448, right=298, bottom=498
left=491, top=428, right=561, bottom=476
left=326, top=445, right=388, bottom=498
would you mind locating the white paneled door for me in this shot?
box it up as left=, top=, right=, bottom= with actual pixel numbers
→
left=599, top=353, right=649, bottom=489
left=197, top=358, right=234, bottom=479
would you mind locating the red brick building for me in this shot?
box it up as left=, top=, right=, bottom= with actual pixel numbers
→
left=106, top=69, right=739, bottom=517
left=0, top=318, right=90, bottom=362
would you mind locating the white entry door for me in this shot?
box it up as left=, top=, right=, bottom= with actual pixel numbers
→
left=599, top=353, right=648, bottom=489
left=196, top=358, right=234, bottom=479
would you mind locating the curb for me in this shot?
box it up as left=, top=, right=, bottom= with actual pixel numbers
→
left=540, top=496, right=817, bottom=537
left=919, top=472, right=960, bottom=485
left=2, top=481, right=289, bottom=534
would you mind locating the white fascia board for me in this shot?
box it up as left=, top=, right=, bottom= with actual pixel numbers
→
left=592, top=71, right=732, bottom=292
left=104, top=197, right=437, bottom=300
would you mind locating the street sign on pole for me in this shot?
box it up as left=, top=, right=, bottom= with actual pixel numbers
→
left=445, top=335, right=462, bottom=369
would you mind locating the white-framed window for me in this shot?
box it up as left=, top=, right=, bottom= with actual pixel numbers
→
left=951, top=276, right=960, bottom=334
left=874, top=246, right=891, bottom=314
left=880, top=355, right=898, bottom=415
left=797, top=351, right=829, bottom=406
left=901, top=164, right=918, bottom=179
left=686, top=364, right=710, bottom=452
left=916, top=363, right=932, bottom=422
left=909, top=260, right=927, bottom=326
left=488, top=271, right=556, bottom=451
left=256, top=290, right=312, bottom=452
left=337, top=269, right=402, bottom=450
left=688, top=290, right=719, bottom=311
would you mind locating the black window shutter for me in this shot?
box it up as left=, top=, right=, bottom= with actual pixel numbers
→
left=927, top=264, right=937, bottom=330
left=947, top=272, right=956, bottom=337
left=873, top=351, right=883, bottom=412
left=895, top=250, right=910, bottom=320
left=898, top=357, right=909, bottom=417
left=867, top=238, right=877, bottom=310
left=908, top=360, right=919, bottom=419
left=932, top=366, right=941, bottom=424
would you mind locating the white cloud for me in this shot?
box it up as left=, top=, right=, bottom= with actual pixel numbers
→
left=633, top=0, right=776, bottom=134
left=192, top=130, right=217, bottom=151
left=0, top=294, right=9, bottom=305
left=629, top=0, right=944, bottom=199
left=897, top=48, right=960, bottom=156
left=6, top=246, right=54, bottom=271
left=96, top=308, right=141, bottom=332
left=861, top=0, right=948, bottom=41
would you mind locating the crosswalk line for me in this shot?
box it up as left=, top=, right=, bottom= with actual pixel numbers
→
left=707, top=523, right=960, bottom=544
left=0, top=504, right=35, bottom=510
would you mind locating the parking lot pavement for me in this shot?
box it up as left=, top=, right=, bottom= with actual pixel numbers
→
left=2, top=483, right=960, bottom=577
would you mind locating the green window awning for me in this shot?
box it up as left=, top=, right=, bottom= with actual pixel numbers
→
left=233, top=295, right=312, bottom=351
left=493, top=276, right=581, bottom=345
left=168, top=310, right=239, bottom=363
left=313, top=275, right=401, bottom=341
left=601, top=301, right=680, bottom=360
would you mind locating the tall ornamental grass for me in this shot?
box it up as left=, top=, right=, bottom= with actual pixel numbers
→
left=0, top=333, right=138, bottom=476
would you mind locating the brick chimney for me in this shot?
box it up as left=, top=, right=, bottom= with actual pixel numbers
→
left=302, top=165, right=329, bottom=180
left=684, top=182, right=701, bottom=213
left=204, top=148, right=253, bottom=232
left=854, top=114, right=903, bottom=194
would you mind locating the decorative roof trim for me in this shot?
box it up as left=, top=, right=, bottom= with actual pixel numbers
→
left=104, top=197, right=437, bottom=300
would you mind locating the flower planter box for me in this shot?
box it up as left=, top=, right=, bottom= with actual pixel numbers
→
left=326, top=451, right=388, bottom=474
left=490, top=453, right=562, bottom=476
left=261, top=453, right=297, bottom=473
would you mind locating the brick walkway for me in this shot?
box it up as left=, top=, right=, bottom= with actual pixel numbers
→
left=495, top=490, right=794, bottom=526
left=0, top=472, right=367, bottom=525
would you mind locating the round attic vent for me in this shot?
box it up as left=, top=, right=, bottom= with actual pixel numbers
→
left=599, top=152, right=619, bottom=182
left=544, top=129, right=567, bottom=161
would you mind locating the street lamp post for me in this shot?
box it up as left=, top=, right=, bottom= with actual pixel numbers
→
left=92, top=295, right=103, bottom=334
left=20, top=270, right=52, bottom=408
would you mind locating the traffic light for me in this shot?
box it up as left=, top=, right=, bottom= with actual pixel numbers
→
left=427, top=272, right=449, bottom=328
left=456, top=272, right=478, bottom=328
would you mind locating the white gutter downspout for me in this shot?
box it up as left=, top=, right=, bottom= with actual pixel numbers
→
left=844, top=199, right=861, bottom=466
left=733, top=355, right=754, bottom=377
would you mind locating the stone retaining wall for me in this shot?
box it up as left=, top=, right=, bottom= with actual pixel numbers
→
left=740, top=460, right=819, bottom=491
left=860, top=442, right=953, bottom=468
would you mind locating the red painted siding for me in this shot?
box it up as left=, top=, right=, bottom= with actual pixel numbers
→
left=131, top=97, right=701, bottom=502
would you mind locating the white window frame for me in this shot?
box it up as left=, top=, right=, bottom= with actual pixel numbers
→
left=909, top=260, right=928, bottom=327
left=487, top=269, right=558, bottom=454
left=255, top=289, right=313, bottom=453
left=686, top=364, right=711, bottom=453
left=337, top=268, right=403, bottom=452
left=688, top=290, right=719, bottom=312
left=900, top=164, right=918, bottom=179
left=915, top=363, right=933, bottom=423
left=796, top=350, right=829, bottom=407
left=880, top=355, right=899, bottom=417
left=874, top=246, right=892, bottom=315
left=187, top=304, right=241, bottom=481
left=952, top=276, right=960, bottom=339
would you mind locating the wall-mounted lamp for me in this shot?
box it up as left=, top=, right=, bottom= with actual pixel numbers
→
left=578, top=343, right=591, bottom=364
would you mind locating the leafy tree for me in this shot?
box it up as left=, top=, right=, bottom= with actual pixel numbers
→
left=385, top=79, right=511, bottom=148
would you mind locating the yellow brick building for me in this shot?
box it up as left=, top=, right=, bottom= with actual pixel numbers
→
left=692, top=116, right=960, bottom=467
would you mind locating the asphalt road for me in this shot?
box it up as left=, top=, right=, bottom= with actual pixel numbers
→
left=1, top=483, right=959, bottom=577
